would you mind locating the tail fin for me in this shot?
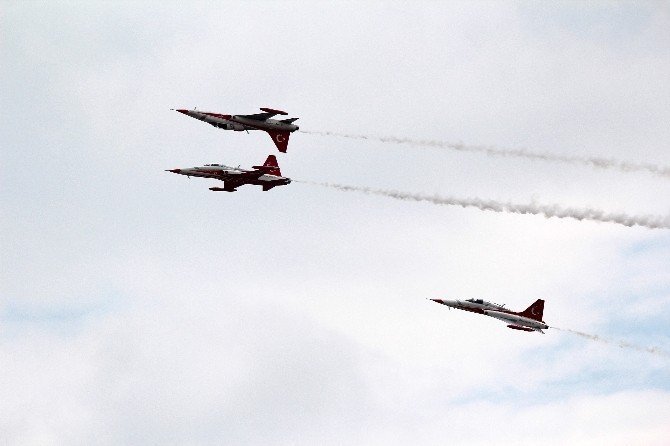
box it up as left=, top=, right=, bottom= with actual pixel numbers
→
left=252, top=155, right=281, bottom=176
left=266, top=130, right=290, bottom=153
left=518, top=299, right=544, bottom=321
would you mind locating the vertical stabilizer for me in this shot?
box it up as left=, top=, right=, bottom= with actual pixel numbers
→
left=267, top=130, right=290, bottom=153
left=253, top=155, right=281, bottom=176
left=518, top=299, right=544, bottom=321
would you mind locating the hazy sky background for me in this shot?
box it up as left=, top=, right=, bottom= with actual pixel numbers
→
left=2, top=1, right=670, bottom=444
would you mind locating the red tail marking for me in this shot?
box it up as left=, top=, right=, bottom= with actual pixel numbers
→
left=266, top=130, right=290, bottom=153
left=518, top=299, right=544, bottom=321
left=253, top=155, right=281, bottom=176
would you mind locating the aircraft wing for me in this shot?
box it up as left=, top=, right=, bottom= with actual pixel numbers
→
left=240, top=107, right=289, bottom=121
left=237, top=169, right=266, bottom=180
left=223, top=180, right=244, bottom=192
left=209, top=180, right=243, bottom=192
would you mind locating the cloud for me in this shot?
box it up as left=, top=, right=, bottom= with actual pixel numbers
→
left=0, top=296, right=372, bottom=445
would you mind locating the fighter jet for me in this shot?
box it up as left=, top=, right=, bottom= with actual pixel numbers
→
left=166, top=155, right=291, bottom=192
left=430, top=298, right=548, bottom=333
left=173, top=107, right=299, bottom=153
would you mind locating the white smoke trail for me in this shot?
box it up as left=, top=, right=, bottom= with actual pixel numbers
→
left=552, top=327, right=670, bottom=359
left=301, top=130, right=670, bottom=179
left=297, top=180, right=670, bottom=230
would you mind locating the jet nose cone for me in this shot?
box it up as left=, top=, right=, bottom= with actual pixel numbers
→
left=175, top=109, right=189, bottom=115
left=430, top=299, right=444, bottom=305
left=166, top=168, right=181, bottom=173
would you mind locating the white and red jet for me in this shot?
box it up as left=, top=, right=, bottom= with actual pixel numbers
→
left=174, top=107, right=299, bottom=153
left=430, top=298, right=548, bottom=333
left=166, top=155, right=291, bottom=192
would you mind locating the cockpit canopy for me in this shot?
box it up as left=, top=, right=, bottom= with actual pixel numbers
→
left=465, top=298, right=504, bottom=308
left=204, top=164, right=222, bottom=167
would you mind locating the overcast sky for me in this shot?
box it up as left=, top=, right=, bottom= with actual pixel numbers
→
left=2, top=1, right=670, bottom=445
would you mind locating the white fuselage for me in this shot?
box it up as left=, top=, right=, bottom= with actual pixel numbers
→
left=439, top=299, right=506, bottom=311
left=167, top=163, right=291, bottom=192
left=173, top=164, right=289, bottom=184
left=431, top=298, right=547, bottom=333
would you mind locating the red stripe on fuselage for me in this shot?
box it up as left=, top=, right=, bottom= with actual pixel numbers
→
left=203, top=112, right=232, bottom=120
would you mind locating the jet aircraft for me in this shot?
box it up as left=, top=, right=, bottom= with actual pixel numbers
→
left=430, top=298, right=548, bottom=333
left=166, top=155, right=291, bottom=192
left=174, top=107, right=299, bottom=153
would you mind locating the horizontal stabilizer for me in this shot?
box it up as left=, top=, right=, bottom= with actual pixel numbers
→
left=280, top=117, right=299, bottom=124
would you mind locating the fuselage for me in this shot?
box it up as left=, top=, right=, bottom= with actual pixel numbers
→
left=435, top=298, right=507, bottom=314
left=431, top=298, right=548, bottom=332
left=175, top=109, right=299, bottom=133
left=167, top=164, right=291, bottom=189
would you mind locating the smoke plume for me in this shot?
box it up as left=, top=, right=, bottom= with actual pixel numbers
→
left=297, top=181, right=670, bottom=230
left=552, top=327, right=670, bottom=358
left=301, top=130, right=670, bottom=178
